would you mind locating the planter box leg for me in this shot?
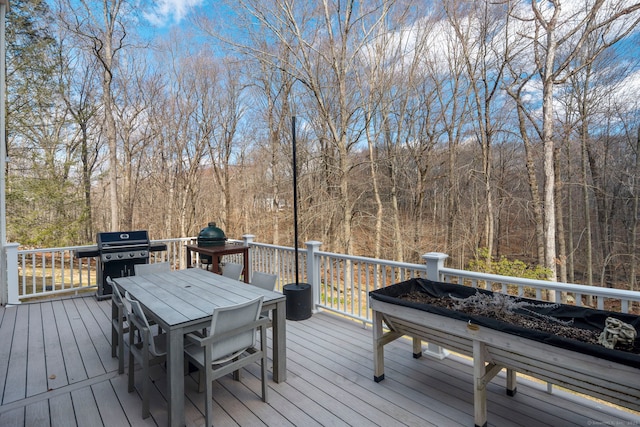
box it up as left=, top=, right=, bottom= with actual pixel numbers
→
left=506, top=369, right=517, bottom=396
left=373, top=310, right=385, bottom=382
left=473, top=340, right=488, bottom=427
left=412, top=338, right=422, bottom=358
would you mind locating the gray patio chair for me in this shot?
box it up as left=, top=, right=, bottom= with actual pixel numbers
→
left=184, top=296, right=269, bottom=427
left=250, top=272, right=279, bottom=322
left=134, top=261, right=170, bottom=275
left=108, top=277, right=130, bottom=374
left=250, top=271, right=278, bottom=291
left=125, top=291, right=167, bottom=419
left=221, top=262, right=243, bottom=281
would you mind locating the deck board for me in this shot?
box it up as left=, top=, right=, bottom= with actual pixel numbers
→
left=25, top=399, right=49, bottom=427
left=63, top=299, right=105, bottom=379
left=42, top=301, right=68, bottom=392
left=73, top=298, right=117, bottom=373
left=0, top=305, right=16, bottom=404
left=49, top=393, right=77, bottom=427
left=71, top=387, right=101, bottom=426
left=93, top=380, right=130, bottom=427
left=52, top=299, right=87, bottom=384
left=4, top=305, right=29, bottom=404
left=0, top=295, right=638, bottom=427
left=27, top=304, right=47, bottom=397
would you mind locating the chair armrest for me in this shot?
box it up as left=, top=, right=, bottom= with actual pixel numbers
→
left=184, top=331, right=206, bottom=346
left=191, top=317, right=270, bottom=348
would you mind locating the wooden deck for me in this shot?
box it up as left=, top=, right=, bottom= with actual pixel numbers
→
left=0, top=295, right=638, bottom=427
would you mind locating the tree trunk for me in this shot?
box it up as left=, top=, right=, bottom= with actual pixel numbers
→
left=631, top=127, right=640, bottom=291
left=554, top=145, right=567, bottom=287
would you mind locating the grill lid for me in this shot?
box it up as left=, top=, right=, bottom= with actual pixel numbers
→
left=97, top=230, right=151, bottom=262
left=97, top=230, right=150, bottom=249
left=197, top=222, right=226, bottom=245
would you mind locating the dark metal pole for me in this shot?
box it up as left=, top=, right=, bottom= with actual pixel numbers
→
left=282, top=115, right=311, bottom=320
left=292, top=116, right=300, bottom=285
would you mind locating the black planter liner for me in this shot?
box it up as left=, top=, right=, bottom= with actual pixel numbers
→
left=370, top=278, right=640, bottom=368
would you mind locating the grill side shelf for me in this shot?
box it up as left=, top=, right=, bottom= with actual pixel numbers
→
left=75, top=245, right=99, bottom=258
left=74, top=242, right=166, bottom=259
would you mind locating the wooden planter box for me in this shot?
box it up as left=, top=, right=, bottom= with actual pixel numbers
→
left=369, top=279, right=640, bottom=427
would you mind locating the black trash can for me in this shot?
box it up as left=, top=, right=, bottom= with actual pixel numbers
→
left=283, top=282, right=312, bottom=321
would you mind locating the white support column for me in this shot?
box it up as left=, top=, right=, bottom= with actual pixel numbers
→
left=305, top=240, right=322, bottom=312
left=422, top=252, right=449, bottom=282
left=242, top=234, right=255, bottom=246
left=6, top=242, right=19, bottom=305
left=0, top=1, right=8, bottom=306
left=421, top=252, right=449, bottom=359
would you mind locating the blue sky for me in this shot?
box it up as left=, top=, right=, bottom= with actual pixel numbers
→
left=142, top=0, right=204, bottom=27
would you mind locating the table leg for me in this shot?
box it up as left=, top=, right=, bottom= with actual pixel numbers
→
left=212, top=256, right=220, bottom=274
left=272, top=300, right=287, bottom=382
left=242, top=248, right=249, bottom=283
left=111, top=297, right=117, bottom=358
left=186, top=248, right=192, bottom=268
left=167, top=327, right=185, bottom=427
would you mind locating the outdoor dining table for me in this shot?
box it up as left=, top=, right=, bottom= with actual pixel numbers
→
left=112, top=267, right=287, bottom=427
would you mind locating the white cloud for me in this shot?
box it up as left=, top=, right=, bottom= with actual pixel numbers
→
left=143, top=0, right=204, bottom=27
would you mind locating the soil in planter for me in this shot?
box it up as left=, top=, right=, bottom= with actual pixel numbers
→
left=399, top=291, right=638, bottom=354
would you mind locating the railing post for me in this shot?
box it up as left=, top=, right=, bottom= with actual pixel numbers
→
left=6, top=242, right=19, bottom=305
left=421, top=252, right=449, bottom=359
left=423, top=252, right=449, bottom=282
left=305, top=240, right=322, bottom=312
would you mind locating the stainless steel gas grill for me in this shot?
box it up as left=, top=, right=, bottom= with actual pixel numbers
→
left=75, top=230, right=167, bottom=299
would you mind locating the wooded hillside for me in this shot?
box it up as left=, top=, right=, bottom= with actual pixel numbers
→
left=5, top=0, right=640, bottom=289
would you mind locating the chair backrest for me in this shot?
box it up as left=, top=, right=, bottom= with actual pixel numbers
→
left=125, top=292, right=162, bottom=356
left=221, top=262, right=243, bottom=281
left=209, top=296, right=263, bottom=363
left=134, top=262, right=171, bottom=276
left=250, top=272, right=278, bottom=292
left=108, top=276, right=131, bottom=314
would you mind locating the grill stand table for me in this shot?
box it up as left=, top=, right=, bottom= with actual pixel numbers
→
left=185, top=243, right=250, bottom=283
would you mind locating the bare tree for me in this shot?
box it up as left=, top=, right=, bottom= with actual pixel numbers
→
left=56, top=36, right=101, bottom=241
left=57, top=0, right=134, bottom=231
left=249, top=42, right=296, bottom=245
left=150, top=35, right=218, bottom=238
left=206, top=58, right=247, bottom=234
left=202, top=0, right=396, bottom=254
left=509, top=0, right=640, bottom=281
left=444, top=0, right=516, bottom=264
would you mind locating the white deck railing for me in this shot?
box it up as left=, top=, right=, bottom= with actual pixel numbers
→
left=7, top=237, right=198, bottom=303
left=5, top=237, right=640, bottom=321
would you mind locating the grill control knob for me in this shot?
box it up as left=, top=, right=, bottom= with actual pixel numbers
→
left=117, top=253, right=124, bottom=259
left=105, top=254, right=111, bottom=260
left=129, top=252, right=135, bottom=257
